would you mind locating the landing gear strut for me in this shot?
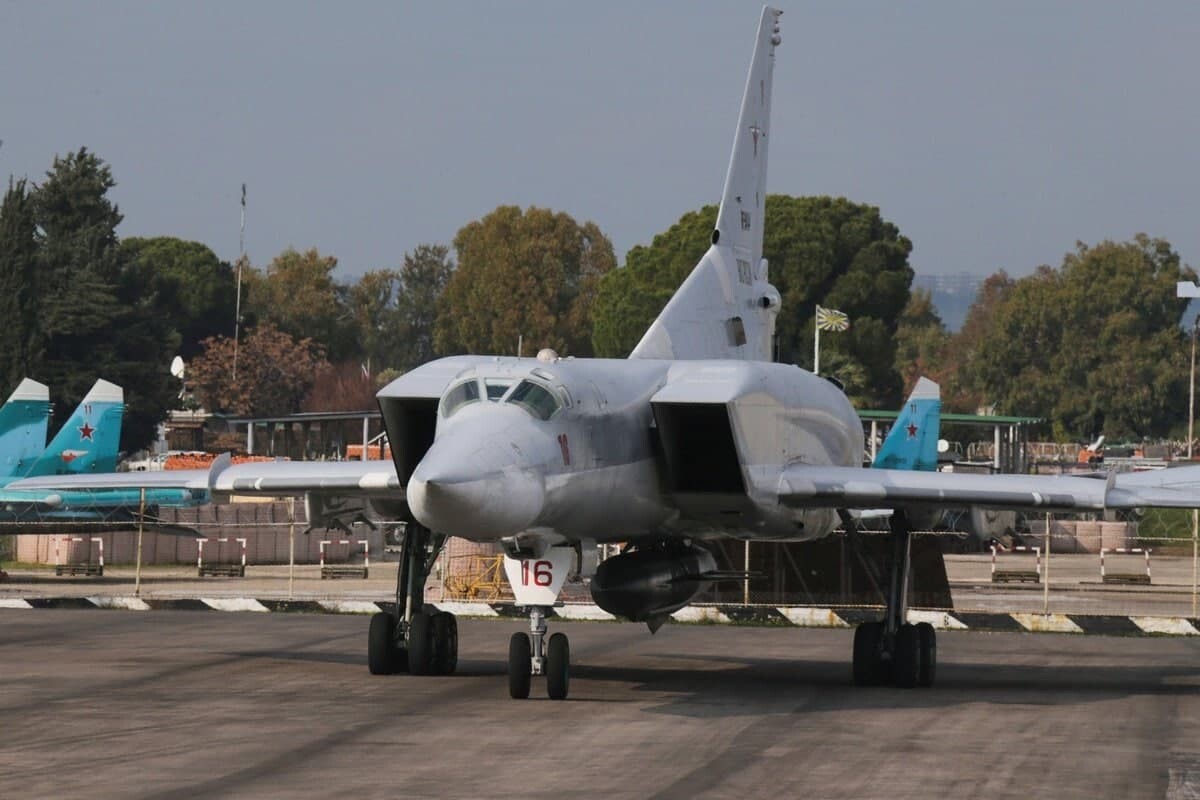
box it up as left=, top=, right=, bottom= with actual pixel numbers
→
left=852, top=510, right=937, bottom=688
left=367, top=522, right=458, bottom=676
left=508, top=606, right=571, bottom=700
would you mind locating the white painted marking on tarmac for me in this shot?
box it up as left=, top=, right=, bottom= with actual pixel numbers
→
left=671, top=606, right=731, bottom=624
left=0, top=598, right=32, bottom=609
left=1012, top=613, right=1082, bottom=634
left=778, top=607, right=849, bottom=628
left=429, top=601, right=500, bottom=617
left=1132, top=616, right=1199, bottom=636
left=317, top=600, right=382, bottom=615
left=202, top=597, right=269, bottom=613
left=907, top=609, right=968, bottom=630
left=88, top=596, right=150, bottom=611
left=554, top=604, right=616, bottom=621
left=1167, top=767, right=1200, bottom=799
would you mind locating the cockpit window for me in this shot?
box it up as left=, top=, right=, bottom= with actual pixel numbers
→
left=440, top=379, right=480, bottom=418
left=484, top=379, right=514, bottom=402
left=506, top=380, right=561, bottom=420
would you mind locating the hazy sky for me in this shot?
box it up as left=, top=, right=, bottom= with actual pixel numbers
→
left=3, top=2, right=1199, bottom=280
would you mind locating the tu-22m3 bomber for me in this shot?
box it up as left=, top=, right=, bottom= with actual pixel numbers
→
left=22, top=6, right=1200, bottom=700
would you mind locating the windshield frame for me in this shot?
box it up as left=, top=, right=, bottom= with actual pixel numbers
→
left=505, top=379, right=562, bottom=421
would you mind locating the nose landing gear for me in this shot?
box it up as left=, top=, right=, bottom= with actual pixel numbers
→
left=508, top=606, right=571, bottom=700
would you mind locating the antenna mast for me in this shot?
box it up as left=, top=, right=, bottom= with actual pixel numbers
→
left=233, top=183, right=246, bottom=380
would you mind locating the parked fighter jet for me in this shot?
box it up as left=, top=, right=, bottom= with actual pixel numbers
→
left=20, top=7, right=1200, bottom=699
left=0, top=380, right=205, bottom=520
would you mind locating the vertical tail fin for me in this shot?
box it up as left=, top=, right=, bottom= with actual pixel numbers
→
left=0, top=379, right=51, bottom=479
left=631, top=7, right=783, bottom=361
left=872, top=378, right=941, bottom=471
left=25, top=379, right=124, bottom=477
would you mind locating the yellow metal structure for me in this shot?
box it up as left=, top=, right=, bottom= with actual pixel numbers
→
left=443, top=554, right=510, bottom=601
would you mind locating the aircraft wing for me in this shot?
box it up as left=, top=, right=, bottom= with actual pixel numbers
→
left=778, top=465, right=1200, bottom=512
left=7, top=456, right=404, bottom=499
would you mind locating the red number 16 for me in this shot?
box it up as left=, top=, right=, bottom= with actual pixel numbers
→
left=521, top=560, right=553, bottom=587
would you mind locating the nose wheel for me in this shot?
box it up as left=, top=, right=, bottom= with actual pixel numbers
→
left=508, top=606, right=571, bottom=700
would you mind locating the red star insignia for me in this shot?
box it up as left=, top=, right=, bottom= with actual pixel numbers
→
left=906, top=423, right=918, bottom=439
left=78, top=422, right=95, bottom=441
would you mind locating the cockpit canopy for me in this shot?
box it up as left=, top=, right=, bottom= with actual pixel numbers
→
left=439, top=374, right=566, bottom=421
left=506, top=380, right=561, bottom=420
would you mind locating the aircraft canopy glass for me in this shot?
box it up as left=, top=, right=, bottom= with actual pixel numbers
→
left=506, top=380, right=561, bottom=420
left=440, top=379, right=481, bottom=418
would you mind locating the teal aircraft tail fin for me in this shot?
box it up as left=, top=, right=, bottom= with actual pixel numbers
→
left=26, top=380, right=124, bottom=477
left=0, top=378, right=51, bottom=479
left=873, top=377, right=941, bottom=471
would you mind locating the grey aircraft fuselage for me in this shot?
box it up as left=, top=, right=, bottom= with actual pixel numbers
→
left=393, top=353, right=861, bottom=549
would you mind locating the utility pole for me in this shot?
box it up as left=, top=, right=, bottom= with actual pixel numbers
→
left=233, top=183, right=246, bottom=380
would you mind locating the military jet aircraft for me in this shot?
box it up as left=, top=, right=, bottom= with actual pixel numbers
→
left=0, top=379, right=206, bottom=520
left=22, top=6, right=1200, bottom=699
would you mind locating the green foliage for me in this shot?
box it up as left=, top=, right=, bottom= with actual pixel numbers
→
left=0, top=179, right=41, bottom=390
left=894, top=289, right=950, bottom=392
left=245, top=247, right=356, bottom=362
left=395, top=244, right=454, bottom=368
left=0, top=149, right=181, bottom=450
left=436, top=206, right=615, bottom=357
left=120, top=237, right=237, bottom=359
left=954, top=236, right=1193, bottom=439
left=348, top=267, right=402, bottom=373
left=593, top=196, right=914, bottom=407
left=188, top=323, right=326, bottom=417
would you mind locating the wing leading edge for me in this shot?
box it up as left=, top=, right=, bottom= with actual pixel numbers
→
left=779, top=465, right=1200, bottom=512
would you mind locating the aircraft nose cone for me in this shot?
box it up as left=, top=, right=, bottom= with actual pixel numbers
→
left=407, top=452, right=545, bottom=539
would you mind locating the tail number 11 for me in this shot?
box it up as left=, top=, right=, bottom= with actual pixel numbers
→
left=521, top=560, right=553, bottom=587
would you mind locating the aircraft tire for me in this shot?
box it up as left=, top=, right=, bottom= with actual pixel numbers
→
left=367, top=612, right=396, bottom=675
left=432, top=612, right=458, bottom=675
left=546, top=632, right=570, bottom=700
left=893, top=623, right=921, bottom=688
left=852, top=622, right=884, bottom=686
left=408, top=611, right=434, bottom=675
left=508, top=632, right=532, bottom=699
left=916, top=621, right=936, bottom=688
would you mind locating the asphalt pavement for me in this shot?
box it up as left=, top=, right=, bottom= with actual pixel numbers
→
left=1, top=611, right=1198, bottom=799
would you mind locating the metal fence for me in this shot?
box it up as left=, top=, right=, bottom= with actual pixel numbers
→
left=3, top=507, right=1200, bottom=621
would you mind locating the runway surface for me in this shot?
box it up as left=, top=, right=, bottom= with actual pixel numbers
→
left=2, top=611, right=1199, bottom=799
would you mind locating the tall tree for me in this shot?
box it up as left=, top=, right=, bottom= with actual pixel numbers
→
left=435, top=207, right=615, bottom=357
left=28, top=149, right=179, bottom=450
left=893, top=288, right=950, bottom=391
left=0, top=179, right=41, bottom=391
left=120, top=237, right=237, bottom=359
left=245, top=247, right=355, bottom=361
left=959, top=236, right=1192, bottom=439
left=347, top=268, right=401, bottom=374
left=396, top=244, right=454, bottom=369
left=592, top=196, right=914, bottom=407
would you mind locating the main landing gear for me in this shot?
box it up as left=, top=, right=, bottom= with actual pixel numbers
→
left=507, top=605, right=571, bottom=700
left=367, top=522, right=459, bottom=677
left=852, top=511, right=937, bottom=688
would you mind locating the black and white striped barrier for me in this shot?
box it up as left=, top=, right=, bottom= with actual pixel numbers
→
left=2, top=597, right=1200, bottom=637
